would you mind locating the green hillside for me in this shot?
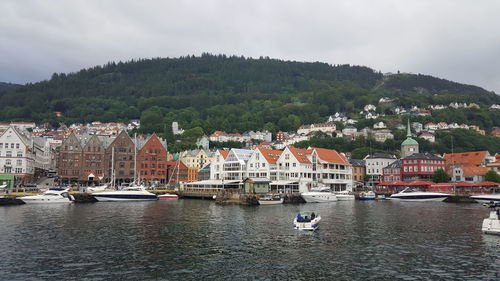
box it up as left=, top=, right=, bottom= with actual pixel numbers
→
left=1, top=54, right=499, bottom=136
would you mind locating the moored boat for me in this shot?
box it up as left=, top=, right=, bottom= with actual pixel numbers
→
left=258, top=194, right=283, bottom=205
left=92, top=185, right=158, bottom=202
left=294, top=212, right=321, bottom=231
left=158, top=193, right=179, bottom=199
left=359, top=191, right=376, bottom=200
left=388, top=188, right=450, bottom=202
left=334, top=190, right=355, bottom=201
left=482, top=203, right=500, bottom=235
left=19, top=188, right=73, bottom=204
left=301, top=187, right=337, bottom=203
left=471, top=194, right=500, bottom=204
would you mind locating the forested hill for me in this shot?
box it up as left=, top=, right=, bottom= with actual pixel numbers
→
left=0, top=82, right=21, bottom=94
left=0, top=54, right=499, bottom=134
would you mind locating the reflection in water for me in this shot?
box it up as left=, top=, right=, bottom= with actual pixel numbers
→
left=0, top=200, right=499, bottom=280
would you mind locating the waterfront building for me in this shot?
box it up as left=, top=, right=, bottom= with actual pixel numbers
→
left=443, top=151, right=491, bottom=174
left=350, top=159, right=366, bottom=185
left=452, top=166, right=489, bottom=183
left=106, top=131, right=136, bottom=185
left=197, top=163, right=211, bottom=181
left=57, top=133, right=84, bottom=184
left=0, top=126, right=35, bottom=184
left=166, top=160, right=188, bottom=187
left=382, top=160, right=402, bottom=182
left=222, top=149, right=253, bottom=180
left=310, top=147, right=352, bottom=192
left=401, top=153, right=445, bottom=181
left=277, top=146, right=312, bottom=190
left=80, top=135, right=107, bottom=185
left=247, top=147, right=282, bottom=180
left=364, top=153, right=397, bottom=187
left=210, top=149, right=230, bottom=180
left=138, top=135, right=168, bottom=185
left=181, top=149, right=213, bottom=170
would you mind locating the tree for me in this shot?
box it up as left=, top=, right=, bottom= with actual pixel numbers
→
left=484, top=170, right=500, bottom=183
left=432, top=169, right=450, bottom=183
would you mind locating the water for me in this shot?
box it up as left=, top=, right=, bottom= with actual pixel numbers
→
left=0, top=200, right=499, bottom=280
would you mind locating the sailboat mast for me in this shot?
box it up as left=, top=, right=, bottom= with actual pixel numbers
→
left=111, top=146, right=115, bottom=188
left=134, top=133, right=137, bottom=185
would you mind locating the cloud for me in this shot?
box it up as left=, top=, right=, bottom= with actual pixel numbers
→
left=1, top=0, right=499, bottom=93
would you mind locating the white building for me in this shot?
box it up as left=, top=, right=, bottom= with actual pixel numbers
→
left=222, top=149, right=253, bottom=180
left=297, top=123, right=336, bottom=135
left=364, top=104, right=376, bottom=112
left=210, top=149, right=229, bottom=180
left=418, top=132, right=435, bottom=143
left=373, top=122, right=386, bottom=129
left=364, top=153, right=397, bottom=186
left=247, top=147, right=282, bottom=180
left=0, top=126, right=35, bottom=183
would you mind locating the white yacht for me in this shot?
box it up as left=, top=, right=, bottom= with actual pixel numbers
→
left=334, top=190, right=355, bottom=201
left=359, top=191, right=376, bottom=200
left=301, top=187, right=338, bottom=203
left=388, top=188, right=450, bottom=202
left=471, top=194, right=500, bottom=204
left=92, top=185, right=158, bottom=202
left=19, top=188, right=73, bottom=204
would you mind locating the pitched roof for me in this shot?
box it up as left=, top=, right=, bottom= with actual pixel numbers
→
left=257, top=147, right=282, bottom=164
left=287, top=146, right=312, bottom=164
left=443, top=151, right=488, bottom=167
left=403, top=153, right=444, bottom=161
left=312, top=147, right=348, bottom=164
left=218, top=149, right=230, bottom=159
left=384, top=159, right=402, bottom=169
left=366, top=153, right=396, bottom=159
left=349, top=159, right=365, bottom=167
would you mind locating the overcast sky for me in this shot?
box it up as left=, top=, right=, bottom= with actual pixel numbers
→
left=1, top=0, right=499, bottom=93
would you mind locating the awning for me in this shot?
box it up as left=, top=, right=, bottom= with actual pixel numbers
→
left=270, top=180, right=299, bottom=185
left=406, top=180, right=433, bottom=186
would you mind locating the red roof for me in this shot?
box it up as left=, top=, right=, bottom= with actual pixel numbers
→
left=287, top=146, right=312, bottom=164
left=219, top=149, right=230, bottom=159
left=312, top=147, right=349, bottom=164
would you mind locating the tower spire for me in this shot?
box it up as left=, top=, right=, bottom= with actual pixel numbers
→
left=406, top=118, right=412, bottom=137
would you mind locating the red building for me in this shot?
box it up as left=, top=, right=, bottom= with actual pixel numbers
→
left=138, top=135, right=168, bottom=185
left=401, top=153, right=445, bottom=181
left=382, top=160, right=402, bottom=182
left=166, top=160, right=188, bottom=187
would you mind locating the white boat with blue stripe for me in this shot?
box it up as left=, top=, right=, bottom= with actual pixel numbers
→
left=388, top=187, right=450, bottom=202
left=92, top=185, right=158, bottom=202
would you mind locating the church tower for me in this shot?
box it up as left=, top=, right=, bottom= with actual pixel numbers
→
left=401, top=119, right=419, bottom=158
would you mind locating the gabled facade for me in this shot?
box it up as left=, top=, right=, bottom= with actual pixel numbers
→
left=382, top=159, right=402, bottom=182
left=166, top=160, right=189, bottom=187
left=80, top=135, right=106, bottom=185
left=57, top=133, right=84, bottom=184
left=222, top=149, right=253, bottom=180
left=310, top=147, right=352, bottom=192
left=106, top=131, right=136, bottom=185
left=277, top=146, right=312, bottom=191
left=0, top=126, right=35, bottom=183
left=181, top=149, right=213, bottom=169
left=210, top=149, right=230, bottom=180
left=364, top=153, right=397, bottom=186
left=247, top=147, right=282, bottom=180
left=138, top=135, right=168, bottom=185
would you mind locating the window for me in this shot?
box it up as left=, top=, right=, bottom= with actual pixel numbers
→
left=17, top=152, right=22, bottom=157
left=6, top=151, right=12, bottom=157
left=16, top=144, right=19, bottom=149
left=0, top=143, right=2, bottom=148
left=15, top=168, right=22, bottom=173
left=6, top=159, right=11, bottom=165
left=16, top=160, right=22, bottom=166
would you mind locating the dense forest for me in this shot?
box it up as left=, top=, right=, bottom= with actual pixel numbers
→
left=0, top=82, right=21, bottom=94
left=1, top=54, right=500, bottom=154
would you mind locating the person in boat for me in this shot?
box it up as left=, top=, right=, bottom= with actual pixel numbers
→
left=311, top=212, right=316, bottom=220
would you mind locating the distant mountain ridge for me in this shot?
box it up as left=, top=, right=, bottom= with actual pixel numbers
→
left=0, top=82, right=22, bottom=94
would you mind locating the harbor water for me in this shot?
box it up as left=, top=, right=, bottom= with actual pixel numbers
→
left=0, top=200, right=499, bottom=280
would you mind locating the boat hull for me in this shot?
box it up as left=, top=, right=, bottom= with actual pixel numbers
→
left=301, top=192, right=337, bottom=203
left=482, top=211, right=500, bottom=235
left=388, top=195, right=449, bottom=202
left=158, top=194, right=179, bottom=199
left=335, top=194, right=355, bottom=201
left=20, top=197, right=72, bottom=204
left=471, top=194, right=500, bottom=204
left=258, top=198, right=283, bottom=205
left=294, top=216, right=321, bottom=231
left=93, top=192, right=158, bottom=202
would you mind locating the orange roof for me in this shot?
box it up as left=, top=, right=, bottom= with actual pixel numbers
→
left=257, top=147, right=282, bottom=164
left=219, top=149, right=230, bottom=159
left=312, top=147, right=348, bottom=164
left=461, top=166, right=489, bottom=176
left=444, top=151, right=488, bottom=167
left=287, top=146, right=312, bottom=164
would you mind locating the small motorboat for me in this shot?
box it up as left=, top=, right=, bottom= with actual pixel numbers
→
left=19, top=188, right=74, bottom=204
left=158, top=193, right=179, bottom=199
left=359, top=191, right=376, bottom=200
left=334, top=190, right=355, bottom=201
left=471, top=194, right=500, bottom=204
left=388, top=187, right=450, bottom=202
left=294, top=212, right=321, bottom=231
left=92, top=185, right=158, bottom=202
left=301, top=187, right=338, bottom=203
left=482, top=203, right=500, bottom=235
left=258, top=194, right=283, bottom=205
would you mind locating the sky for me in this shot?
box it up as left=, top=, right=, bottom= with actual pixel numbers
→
left=1, top=0, right=500, bottom=93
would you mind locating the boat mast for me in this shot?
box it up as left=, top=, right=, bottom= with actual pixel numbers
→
left=134, top=133, right=137, bottom=185
left=111, top=146, right=115, bottom=189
